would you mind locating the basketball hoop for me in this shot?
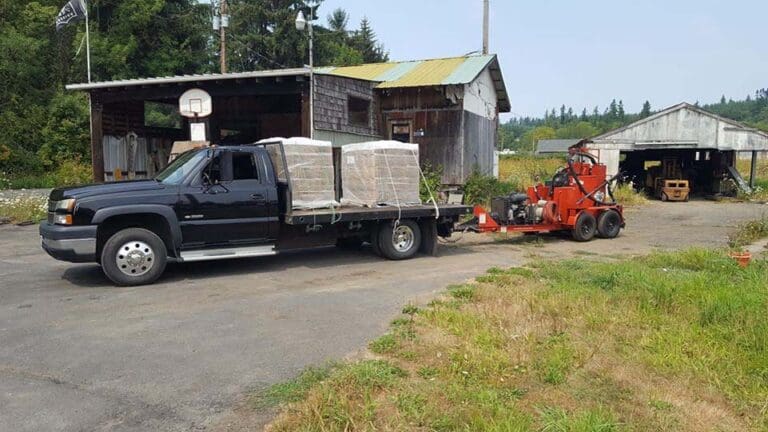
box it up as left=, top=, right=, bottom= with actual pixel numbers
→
left=179, top=89, right=213, bottom=119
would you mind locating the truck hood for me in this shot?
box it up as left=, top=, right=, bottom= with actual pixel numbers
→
left=49, top=180, right=166, bottom=201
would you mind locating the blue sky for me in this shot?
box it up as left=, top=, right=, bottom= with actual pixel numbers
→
left=318, top=0, right=768, bottom=119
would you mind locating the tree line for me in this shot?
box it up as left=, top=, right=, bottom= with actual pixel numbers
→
left=500, top=92, right=768, bottom=153
left=0, top=0, right=388, bottom=176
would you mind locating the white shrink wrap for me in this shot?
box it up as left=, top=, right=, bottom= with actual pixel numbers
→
left=259, top=137, right=338, bottom=210
left=341, top=141, right=422, bottom=207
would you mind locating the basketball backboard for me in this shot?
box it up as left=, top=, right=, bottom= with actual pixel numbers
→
left=179, top=88, right=212, bottom=118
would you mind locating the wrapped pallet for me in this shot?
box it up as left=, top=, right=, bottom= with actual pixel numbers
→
left=341, top=141, right=422, bottom=207
left=259, top=137, right=338, bottom=210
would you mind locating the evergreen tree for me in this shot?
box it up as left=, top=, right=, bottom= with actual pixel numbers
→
left=618, top=100, right=626, bottom=120
left=350, top=17, right=389, bottom=63
left=640, top=100, right=652, bottom=118
left=608, top=99, right=619, bottom=120
left=327, top=8, right=349, bottom=33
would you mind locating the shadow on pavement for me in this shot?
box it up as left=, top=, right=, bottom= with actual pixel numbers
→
left=60, top=243, right=477, bottom=288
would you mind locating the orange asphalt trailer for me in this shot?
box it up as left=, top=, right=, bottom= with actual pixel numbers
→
left=465, top=143, right=625, bottom=242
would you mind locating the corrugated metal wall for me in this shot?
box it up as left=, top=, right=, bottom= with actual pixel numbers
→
left=102, top=135, right=150, bottom=181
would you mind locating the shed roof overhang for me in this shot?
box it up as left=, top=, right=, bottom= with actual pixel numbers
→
left=66, top=68, right=311, bottom=92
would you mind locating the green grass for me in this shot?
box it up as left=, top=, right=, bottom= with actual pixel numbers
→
left=265, top=250, right=768, bottom=431
left=612, top=183, right=648, bottom=206
left=729, top=217, right=768, bottom=249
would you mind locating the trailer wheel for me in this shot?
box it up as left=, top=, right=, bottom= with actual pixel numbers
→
left=101, top=228, right=167, bottom=286
left=572, top=212, right=597, bottom=242
left=597, top=210, right=622, bottom=239
left=378, top=220, right=422, bottom=260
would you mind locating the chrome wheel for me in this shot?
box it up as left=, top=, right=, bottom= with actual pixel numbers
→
left=392, top=225, right=415, bottom=252
left=115, top=241, right=155, bottom=277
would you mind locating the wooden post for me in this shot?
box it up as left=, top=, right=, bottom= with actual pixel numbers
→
left=90, top=95, right=105, bottom=183
left=750, top=150, right=758, bottom=188
left=482, top=0, right=489, bottom=55
left=220, top=0, right=228, bottom=74
left=300, top=90, right=311, bottom=138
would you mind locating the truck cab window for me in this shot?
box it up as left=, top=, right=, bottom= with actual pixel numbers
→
left=202, top=154, right=223, bottom=185
left=232, top=152, right=259, bottom=181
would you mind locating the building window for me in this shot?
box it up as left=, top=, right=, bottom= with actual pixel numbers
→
left=348, top=96, right=371, bottom=127
left=144, top=101, right=181, bottom=129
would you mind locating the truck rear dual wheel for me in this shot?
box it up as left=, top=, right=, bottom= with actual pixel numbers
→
left=101, top=228, right=167, bottom=286
left=378, top=220, right=422, bottom=260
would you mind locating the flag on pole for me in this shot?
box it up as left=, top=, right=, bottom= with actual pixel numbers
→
left=56, top=0, right=87, bottom=32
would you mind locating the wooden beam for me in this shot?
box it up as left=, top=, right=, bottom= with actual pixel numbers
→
left=300, top=90, right=310, bottom=138
left=90, top=96, right=105, bottom=183
left=750, top=150, right=758, bottom=188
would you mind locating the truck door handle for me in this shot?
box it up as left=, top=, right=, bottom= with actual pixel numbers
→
left=251, top=194, right=266, bottom=202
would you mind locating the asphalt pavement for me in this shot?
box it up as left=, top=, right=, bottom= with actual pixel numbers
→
left=0, top=200, right=765, bottom=431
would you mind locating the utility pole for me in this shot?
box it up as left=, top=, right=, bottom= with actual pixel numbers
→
left=295, top=4, right=316, bottom=139
left=482, top=0, right=489, bottom=55
left=219, top=0, right=228, bottom=73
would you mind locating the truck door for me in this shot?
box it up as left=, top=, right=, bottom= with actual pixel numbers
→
left=178, top=149, right=278, bottom=248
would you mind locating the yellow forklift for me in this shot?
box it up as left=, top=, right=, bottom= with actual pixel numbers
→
left=646, top=158, right=691, bottom=202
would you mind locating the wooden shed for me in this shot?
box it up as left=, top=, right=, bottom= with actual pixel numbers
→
left=69, top=55, right=510, bottom=185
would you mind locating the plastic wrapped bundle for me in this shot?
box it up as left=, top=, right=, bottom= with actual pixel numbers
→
left=341, top=141, right=422, bottom=207
left=260, top=137, right=338, bottom=210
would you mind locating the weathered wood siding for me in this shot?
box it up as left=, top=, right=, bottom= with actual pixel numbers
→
left=384, top=110, right=465, bottom=185
left=463, top=110, right=496, bottom=178
left=380, top=87, right=466, bottom=184
left=313, top=75, right=381, bottom=139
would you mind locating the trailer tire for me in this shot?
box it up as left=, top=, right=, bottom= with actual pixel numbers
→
left=572, top=212, right=597, bottom=242
left=597, top=210, right=621, bottom=239
left=101, top=228, right=167, bottom=286
left=378, top=220, right=422, bottom=260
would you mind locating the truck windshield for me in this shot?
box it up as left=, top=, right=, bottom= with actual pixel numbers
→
left=155, top=150, right=208, bottom=185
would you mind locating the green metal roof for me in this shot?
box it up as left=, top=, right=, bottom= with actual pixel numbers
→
left=317, top=54, right=510, bottom=112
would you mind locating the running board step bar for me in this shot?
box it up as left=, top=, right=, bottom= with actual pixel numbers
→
left=179, top=245, right=277, bottom=262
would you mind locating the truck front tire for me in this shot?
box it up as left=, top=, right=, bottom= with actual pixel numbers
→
left=378, top=220, right=422, bottom=260
left=101, top=228, right=167, bottom=286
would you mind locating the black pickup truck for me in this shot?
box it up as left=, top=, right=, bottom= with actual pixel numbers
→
left=40, top=143, right=471, bottom=286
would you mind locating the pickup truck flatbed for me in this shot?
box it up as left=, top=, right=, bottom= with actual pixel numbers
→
left=286, top=204, right=470, bottom=225
left=40, top=144, right=470, bottom=286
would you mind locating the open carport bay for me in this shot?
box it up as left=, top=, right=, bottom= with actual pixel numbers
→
left=1, top=201, right=766, bottom=432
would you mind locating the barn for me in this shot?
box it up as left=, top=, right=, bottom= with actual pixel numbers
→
left=68, top=54, right=510, bottom=185
left=538, top=103, right=768, bottom=195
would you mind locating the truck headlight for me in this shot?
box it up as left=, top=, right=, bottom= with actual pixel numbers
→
left=52, top=213, right=73, bottom=225
left=55, top=198, right=76, bottom=212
